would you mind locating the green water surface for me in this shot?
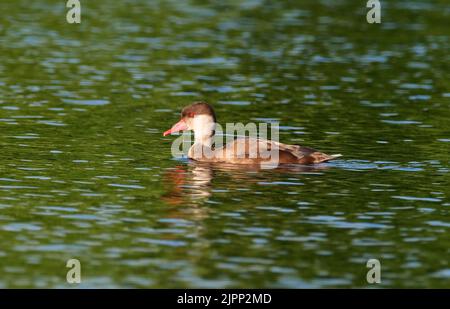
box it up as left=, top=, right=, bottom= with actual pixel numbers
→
left=0, top=0, right=449, bottom=288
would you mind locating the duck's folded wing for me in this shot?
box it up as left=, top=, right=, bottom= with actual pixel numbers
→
left=214, top=138, right=340, bottom=164
left=216, top=138, right=303, bottom=161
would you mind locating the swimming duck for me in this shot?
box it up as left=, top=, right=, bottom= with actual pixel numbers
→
left=163, top=102, right=341, bottom=165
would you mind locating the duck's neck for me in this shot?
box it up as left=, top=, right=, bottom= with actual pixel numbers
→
left=192, top=115, right=215, bottom=149
left=195, top=133, right=213, bottom=148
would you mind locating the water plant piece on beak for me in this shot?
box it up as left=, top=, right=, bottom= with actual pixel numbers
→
left=163, top=119, right=188, bottom=136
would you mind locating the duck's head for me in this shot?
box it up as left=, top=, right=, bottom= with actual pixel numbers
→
left=163, top=102, right=216, bottom=137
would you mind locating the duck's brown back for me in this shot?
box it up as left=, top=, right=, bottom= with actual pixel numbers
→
left=188, top=138, right=340, bottom=165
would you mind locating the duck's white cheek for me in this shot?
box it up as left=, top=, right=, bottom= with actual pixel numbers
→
left=192, top=115, right=215, bottom=133
left=186, top=118, right=194, bottom=130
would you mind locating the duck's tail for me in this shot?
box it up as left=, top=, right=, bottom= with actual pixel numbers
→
left=299, top=152, right=342, bottom=164
left=315, top=153, right=342, bottom=163
left=328, top=154, right=343, bottom=160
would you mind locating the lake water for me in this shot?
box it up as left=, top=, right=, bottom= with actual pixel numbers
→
left=0, top=0, right=449, bottom=288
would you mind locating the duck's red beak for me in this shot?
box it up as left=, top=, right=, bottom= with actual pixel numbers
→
left=163, top=119, right=188, bottom=136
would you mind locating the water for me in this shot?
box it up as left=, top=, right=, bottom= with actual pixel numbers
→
left=0, top=0, right=449, bottom=288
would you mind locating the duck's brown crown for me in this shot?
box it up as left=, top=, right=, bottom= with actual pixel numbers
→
left=181, top=101, right=216, bottom=122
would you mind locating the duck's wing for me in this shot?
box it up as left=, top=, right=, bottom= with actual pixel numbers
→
left=214, top=137, right=278, bottom=162
left=212, top=138, right=341, bottom=164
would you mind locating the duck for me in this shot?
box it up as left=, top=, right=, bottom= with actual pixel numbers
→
left=163, top=101, right=341, bottom=165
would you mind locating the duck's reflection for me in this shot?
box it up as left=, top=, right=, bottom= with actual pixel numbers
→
left=161, top=163, right=213, bottom=206
left=161, top=161, right=332, bottom=205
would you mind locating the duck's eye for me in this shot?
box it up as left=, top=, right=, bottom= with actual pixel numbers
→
left=188, top=112, right=195, bottom=118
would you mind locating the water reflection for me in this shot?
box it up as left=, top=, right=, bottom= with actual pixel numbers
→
left=162, top=161, right=333, bottom=204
